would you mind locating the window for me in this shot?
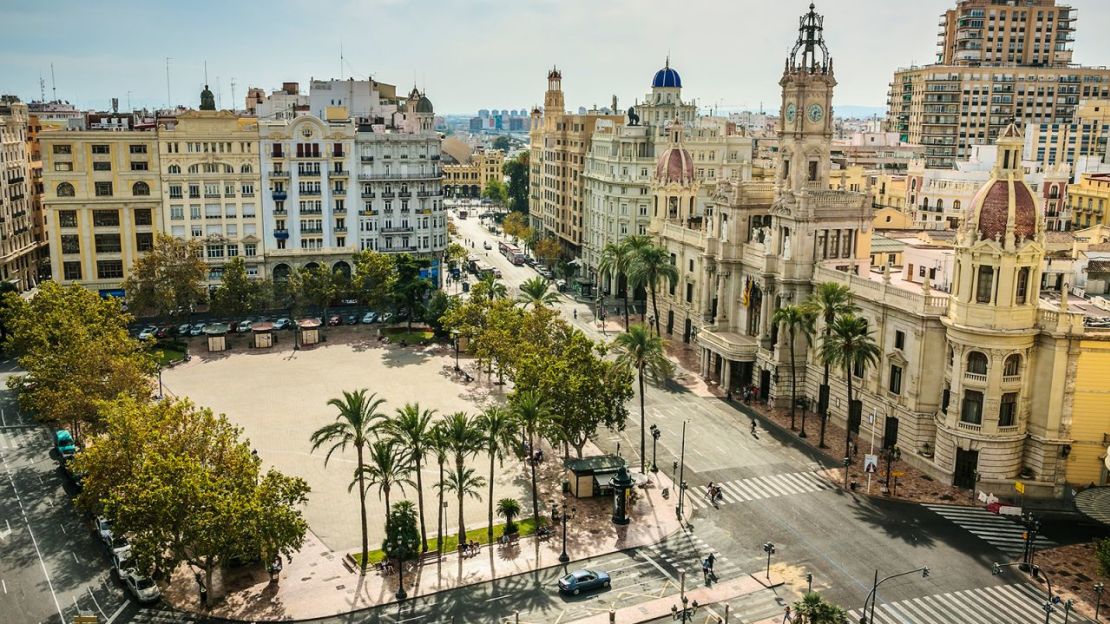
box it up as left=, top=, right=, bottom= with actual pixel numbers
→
left=94, top=234, right=122, bottom=253
left=961, top=390, right=984, bottom=425
left=92, top=210, right=119, bottom=227
left=94, top=181, right=113, bottom=197
left=975, top=265, right=994, bottom=303
left=92, top=161, right=111, bottom=171
left=889, top=365, right=903, bottom=395
left=60, top=235, right=80, bottom=254
left=1003, top=354, right=1021, bottom=376
left=686, top=283, right=693, bottom=303
left=967, top=351, right=988, bottom=375
left=999, top=392, right=1017, bottom=427
left=56, top=182, right=75, bottom=197
left=63, top=261, right=82, bottom=280
left=136, top=232, right=154, bottom=251
left=132, top=181, right=150, bottom=196
left=853, top=358, right=865, bottom=378
left=130, top=161, right=148, bottom=171
left=168, top=164, right=181, bottom=174
left=941, top=386, right=951, bottom=414
left=54, top=162, right=73, bottom=172
left=133, top=208, right=152, bottom=226
left=244, top=243, right=257, bottom=257
left=170, top=205, right=184, bottom=220
left=808, top=161, right=818, bottom=181
left=1015, top=266, right=1030, bottom=304
left=58, top=210, right=77, bottom=227
left=96, top=260, right=124, bottom=279
left=53, top=144, right=72, bottom=155
left=91, top=144, right=110, bottom=154
left=893, top=330, right=905, bottom=350
left=129, top=144, right=147, bottom=154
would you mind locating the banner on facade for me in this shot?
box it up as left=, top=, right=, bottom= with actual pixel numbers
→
left=863, top=454, right=879, bottom=474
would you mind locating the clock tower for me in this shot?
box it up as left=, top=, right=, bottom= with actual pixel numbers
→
left=778, top=3, right=835, bottom=194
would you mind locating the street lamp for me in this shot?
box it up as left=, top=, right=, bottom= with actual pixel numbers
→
left=994, top=561, right=1057, bottom=624
left=762, top=542, right=776, bottom=580
left=798, top=397, right=809, bottom=438
left=1095, top=582, right=1104, bottom=621
left=843, top=456, right=851, bottom=489
left=1020, top=512, right=1042, bottom=569
left=882, top=445, right=902, bottom=495
left=451, top=329, right=460, bottom=371
left=157, top=365, right=164, bottom=399
left=551, top=499, right=575, bottom=564
left=394, top=532, right=418, bottom=601
left=671, top=570, right=700, bottom=621
left=859, top=566, right=930, bottom=624
left=649, top=424, right=661, bottom=473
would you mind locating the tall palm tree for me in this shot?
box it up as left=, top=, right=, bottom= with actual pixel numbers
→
left=804, top=283, right=857, bottom=448
left=353, top=438, right=413, bottom=528
left=628, top=243, right=679, bottom=336
left=792, top=591, right=849, bottom=624
left=475, top=274, right=508, bottom=301
left=441, top=465, right=486, bottom=545
left=772, top=304, right=815, bottom=433
left=310, top=389, right=387, bottom=572
left=428, top=422, right=451, bottom=554
left=477, top=406, right=517, bottom=541
left=511, top=389, right=550, bottom=525
left=613, top=323, right=674, bottom=474
left=516, top=276, right=559, bottom=309
left=383, top=402, right=436, bottom=552
left=819, top=314, right=880, bottom=465
left=598, top=236, right=647, bottom=328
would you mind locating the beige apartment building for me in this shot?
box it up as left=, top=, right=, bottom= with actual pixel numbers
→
left=888, top=0, right=1110, bottom=168
left=1024, top=98, right=1110, bottom=169
left=40, top=129, right=161, bottom=295
left=0, top=96, right=46, bottom=290
left=442, top=148, right=504, bottom=198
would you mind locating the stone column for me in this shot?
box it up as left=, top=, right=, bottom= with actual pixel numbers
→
left=716, top=272, right=729, bottom=324
left=759, top=281, right=771, bottom=339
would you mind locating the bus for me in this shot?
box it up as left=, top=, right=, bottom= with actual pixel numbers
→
left=474, top=262, right=499, bottom=280
left=457, top=208, right=468, bottom=220
left=498, top=242, right=526, bottom=266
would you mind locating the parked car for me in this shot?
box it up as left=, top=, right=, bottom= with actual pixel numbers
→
left=344, top=314, right=358, bottom=326
left=108, top=534, right=132, bottom=561
left=189, top=323, right=207, bottom=337
left=273, top=318, right=293, bottom=330
left=93, top=516, right=113, bottom=546
left=378, top=312, right=394, bottom=324
left=361, top=312, right=377, bottom=324
left=154, top=326, right=171, bottom=339
left=237, top=319, right=255, bottom=333
left=557, top=569, right=611, bottom=595
left=137, top=326, right=158, bottom=340
left=54, top=430, right=77, bottom=460
left=121, top=568, right=161, bottom=603
left=327, top=314, right=342, bottom=326
left=177, top=323, right=192, bottom=336
left=110, top=551, right=131, bottom=573
left=483, top=241, right=492, bottom=250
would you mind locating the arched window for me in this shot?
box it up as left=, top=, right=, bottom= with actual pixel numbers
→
left=56, top=182, right=75, bottom=197
left=967, top=351, right=988, bottom=375
left=1049, top=185, right=1059, bottom=199
left=1016, top=266, right=1030, bottom=304
left=953, top=199, right=961, bottom=211
left=132, top=181, right=150, bottom=196
left=976, top=265, right=994, bottom=303
left=167, top=164, right=181, bottom=174
left=187, top=164, right=200, bottom=174
left=240, top=163, right=252, bottom=174
left=922, top=197, right=930, bottom=210
left=1003, top=354, right=1021, bottom=377
left=936, top=199, right=944, bottom=211
left=911, top=178, right=918, bottom=191
left=224, top=164, right=234, bottom=174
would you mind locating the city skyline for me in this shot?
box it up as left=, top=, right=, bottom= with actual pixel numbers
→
left=5, top=0, right=1110, bottom=116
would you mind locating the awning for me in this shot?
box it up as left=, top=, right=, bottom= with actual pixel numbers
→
left=1074, top=486, right=1110, bottom=526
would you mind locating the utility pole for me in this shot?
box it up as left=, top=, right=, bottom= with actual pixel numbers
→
left=50, top=63, right=57, bottom=101
left=165, top=57, right=173, bottom=110
left=677, top=420, right=687, bottom=522
left=230, top=78, right=237, bottom=112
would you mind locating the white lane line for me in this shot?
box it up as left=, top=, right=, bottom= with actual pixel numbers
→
left=59, top=522, right=67, bottom=535
left=485, top=594, right=512, bottom=602
left=104, top=601, right=129, bottom=624
left=1, top=579, right=5, bottom=593
left=638, top=550, right=677, bottom=583
left=86, top=587, right=107, bottom=620
left=72, top=551, right=79, bottom=564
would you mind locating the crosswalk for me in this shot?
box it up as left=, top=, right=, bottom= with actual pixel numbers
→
left=923, top=504, right=1056, bottom=559
left=684, top=471, right=834, bottom=510
left=848, top=582, right=1085, bottom=623
left=645, top=531, right=744, bottom=581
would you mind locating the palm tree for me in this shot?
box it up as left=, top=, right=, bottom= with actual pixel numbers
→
left=496, top=498, right=522, bottom=534
left=613, top=324, right=674, bottom=474
left=310, top=389, right=387, bottom=572
left=384, top=402, right=436, bottom=552
left=352, top=438, right=413, bottom=528
left=819, top=314, right=880, bottom=465
left=628, top=243, right=679, bottom=336
left=475, top=274, right=508, bottom=301
left=428, top=422, right=451, bottom=554
left=441, top=465, right=486, bottom=545
left=477, top=406, right=517, bottom=542
left=511, top=389, right=550, bottom=524
left=442, top=412, right=482, bottom=542
left=772, top=305, right=815, bottom=433
left=598, top=236, right=648, bottom=328
left=516, top=276, right=559, bottom=309
left=792, top=592, right=849, bottom=624
left=804, top=283, right=857, bottom=448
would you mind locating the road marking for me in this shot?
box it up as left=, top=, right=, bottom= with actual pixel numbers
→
left=59, top=522, right=66, bottom=535
left=638, top=550, right=677, bottom=583
left=485, top=594, right=512, bottom=602
left=104, top=601, right=129, bottom=624
left=72, top=551, right=79, bottom=564
left=86, top=587, right=107, bottom=620
left=1, top=579, right=5, bottom=593
left=3, top=451, right=65, bottom=623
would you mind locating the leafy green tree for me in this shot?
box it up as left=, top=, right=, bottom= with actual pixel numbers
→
left=492, top=135, right=511, bottom=152
left=0, top=280, right=19, bottom=350
left=474, top=275, right=508, bottom=301
left=614, top=324, right=674, bottom=473
left=353, top=439, right=413, bottom=528
left=289, top=265, right=339, bottom=336
left=394, top=254, right=433, bottom=329
left=516, top=277, right=559, bottom=309
left=75, top=397, right=309, bottom=605
left=482, top=179, right=508, bottom=206
left=310, top=389, right=387, bottom=572
left=496, top=498, right=521, bottom=534
left=628, top=243, right=679, bottom=337
left=428, top=422, right=451, bottom=554
left=352, top=250, right=398, bottom=311
left=534, top=237, right=561, bottom=268
left=773, top=304, right=815, bottom=432
left=209, top=257, right=272, bottom=318
left=819, top=314, right=880, bottom=462
left=445, top=243, right=469, bottom=272
left=804, top=283, right=857, bottom=448
left=2, top=282, right=155, bottom=441
left=441, top=465, right=485, bottom=545
left=510, top=390, right=550, bottom=524
left=792, top=592, right=849, bottom=623
left=424, top=291, right=451, bottom=336
left=384, top=403, right=437, bottom=552
left=501, top=212, right=528, bottom=244
left=122, top=233, right=207, bottom=318
left=382, top=500, right=420, bottom=583
left=504, top=152, right=530, bottom=214
left=478, top=406, right=517, bottom=541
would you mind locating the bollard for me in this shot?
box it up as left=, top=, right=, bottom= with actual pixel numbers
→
left=514, top=611, right=520, bottom=624
left=725, top=603, right=730, bottom=623
left=609, top=607, right=616, bottom=623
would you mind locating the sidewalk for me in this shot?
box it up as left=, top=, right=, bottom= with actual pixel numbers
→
left=565, top=576, right=767, bottom=624
left=163, top=442, right=682, bottom=621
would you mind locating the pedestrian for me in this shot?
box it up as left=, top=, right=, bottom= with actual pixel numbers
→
left=706, top=552, right=716, bottom=572
left=573, top=309, right=577, bottom=319
left=751, top=419, right=758, bottom=435
left=706, top=482, right=715, bottom=500
left=726, top=387, right=732, bottom=401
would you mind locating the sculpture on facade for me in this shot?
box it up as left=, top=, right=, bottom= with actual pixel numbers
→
left=627, top=106, right=640, bottom=126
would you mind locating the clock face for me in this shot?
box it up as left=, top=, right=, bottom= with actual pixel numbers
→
left=785, top=102, right=797, bottom=123
left=807, top=103, right=824, bottom=123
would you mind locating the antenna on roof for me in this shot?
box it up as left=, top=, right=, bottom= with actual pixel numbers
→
left=39, top=71, right=46, bottom=102
left=216, top=75, right=221, bottom=109
left=340, top=42, right=344, bottom=80
left=165, top=57, right=173, bottom=109
left=230, top=78, right=237, bottom=111
left=204, top=61, right=209, bottom=85
left=50, top=63, right=57, bottom=101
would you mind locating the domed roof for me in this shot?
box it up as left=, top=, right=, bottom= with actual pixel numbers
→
left=655, top=147, right=694, bottom=185
left=415, top=95, right=434, bottom=114
left=968, top=178, right=1038, bottom=242
left=652, top=59, right=682, bottom=89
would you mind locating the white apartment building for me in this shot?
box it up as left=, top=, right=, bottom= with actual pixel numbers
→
left=309, top=78, right=400, bottom=120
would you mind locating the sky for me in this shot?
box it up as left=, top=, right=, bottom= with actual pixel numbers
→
left=3, top=0, right=1110, bottom=117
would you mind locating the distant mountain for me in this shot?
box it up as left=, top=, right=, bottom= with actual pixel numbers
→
left=834, top=105, right=887, bottom=119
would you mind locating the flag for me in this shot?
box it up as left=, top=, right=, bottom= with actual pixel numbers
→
left=742, top=277, right=751, bottom=308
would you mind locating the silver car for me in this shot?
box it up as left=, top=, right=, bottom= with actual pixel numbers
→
left=121, top=568, right=161, bottom=603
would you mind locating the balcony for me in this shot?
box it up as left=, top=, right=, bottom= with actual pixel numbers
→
left=381, top=192, right=396, bottom=199
left=332, top=151, right=346, bottom=158
left=298, top=170, right=321, bottom=178
left=334, top=226, right=347, bottom=233
left=274, top=229, right=289, bottom=239
left=9, top=176, right=24, bottom=184
left=331, top=169, right=348, bottom=177
left=361, top=156, right=374, bottom=163
left=381, top=226, right=414, bottom=234
left=964, top=371, right=987, bottom=384
left=1002, top=374, right=1022, bottom=385
left=417, top=190, right=435, bottom=197
left=300, top=189, right=322, bottom=196
left=272, top=191, right=288, bottom=201
left=359, top=209, right=379, bottom=216
left=361, top=192, right=376, bottom=199
left=334, top=206, right=347, bottom=214
left=301, top=227, right=323, bottom=234
left=300, top=208, right=323, bottom=215
left=273, top=208, right=287, bottom=216
left=271, top=151, right=285, bottom=159
left=270, top=171, right=290, bottom=179
left=204, top=213, right=222, bottom=220
left=204, top=193, right=221, bottom=199
left=956, top=420, right=982, bottom=433
left=398, top=191, right=412, bottom=198
left=357, top=171, right=440, bottom=181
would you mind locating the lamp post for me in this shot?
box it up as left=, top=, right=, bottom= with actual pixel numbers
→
left=798, top=397, right=809, bottom=438
left=762, top=542, right=776, bottom=580
left=859, top=566, right=930, bottom=624
left=677, top=421, right=688, bottom=521
left=671, top=570, right=700, bottom=621
left=394, top=532, right=418, bottom=601
left=843, top=456, right=851, bottom=489
left=1020, top=512, right=1042, bottom=569
left=994, top=561, right=1057, bottom=624
left=649, top=424, right=661, bottom=473
left=551, top=499, right=575, bottom=563
left=883, top=445, right=902, bottom=495
left=1095, top=582, right=1104, bottom=621
left=157, top=365, right=164, bottom=399
left=451, top=329, right=460, bottom=371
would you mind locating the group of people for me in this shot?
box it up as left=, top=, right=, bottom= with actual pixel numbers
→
left=701, top=552, right=717, bottom=579
left=460, top=540, right=482, bottom=557
left=705, top=482, right=724, bottom=505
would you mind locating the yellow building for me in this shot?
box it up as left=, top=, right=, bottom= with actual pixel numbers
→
left=1070, top=172, right=1110, bottom=229
left=442, top=148, right=503, bottom=198
left=1025, top=99, right=1110, bottom=169
left=1067, top=339, right=1110, bottom=485
left=0, top=96, right=46, bottom=290
left=157, top=110, right=265, bottom=284
left=40, top=129, right=161, bottom=294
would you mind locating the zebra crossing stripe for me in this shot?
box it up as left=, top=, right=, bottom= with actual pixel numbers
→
left=851, top=583, right=1071, bottom=624
left=719, top=480, right=751, bottom=502
left=782, top=471, right=821, bottom=493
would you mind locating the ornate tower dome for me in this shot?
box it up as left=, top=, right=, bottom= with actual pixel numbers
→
left=655, top=118, right=694, bottom=186
left=961, top=122, right=1042, bottom=248
left=651, top=58, right=682, bottom=89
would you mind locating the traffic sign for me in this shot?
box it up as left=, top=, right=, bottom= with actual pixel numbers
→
left=1015, top=481, right=1025, bottom=494
left=863, top=454, right=879, bottom=474
left=892, top=471, right=906, bottom=478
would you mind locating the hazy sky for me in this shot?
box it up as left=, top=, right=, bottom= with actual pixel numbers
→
left=3, top=0, right=1110, bottom=116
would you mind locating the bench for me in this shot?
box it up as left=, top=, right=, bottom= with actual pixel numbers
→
left=498, top=533, right=520, bottom=546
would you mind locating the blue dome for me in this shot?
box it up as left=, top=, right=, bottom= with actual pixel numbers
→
left=652, top=66, right=682, bottom=89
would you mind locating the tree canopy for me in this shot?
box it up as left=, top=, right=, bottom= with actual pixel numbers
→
left=209, top=257, right=272, bottom=318
left=482, top=179, right=508, bottom=206
left=492, top=135, right=511, bottom=152
left=122, top=233, right=207, bottom=318
left=352, top=250, right=398, bottom=310
left=504, top=152, right=529, bottom=214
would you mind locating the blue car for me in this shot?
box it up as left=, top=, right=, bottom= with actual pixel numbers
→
left=557, top=569, right=610, bottom=595
left=54, top=430, right=77, bottom=460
